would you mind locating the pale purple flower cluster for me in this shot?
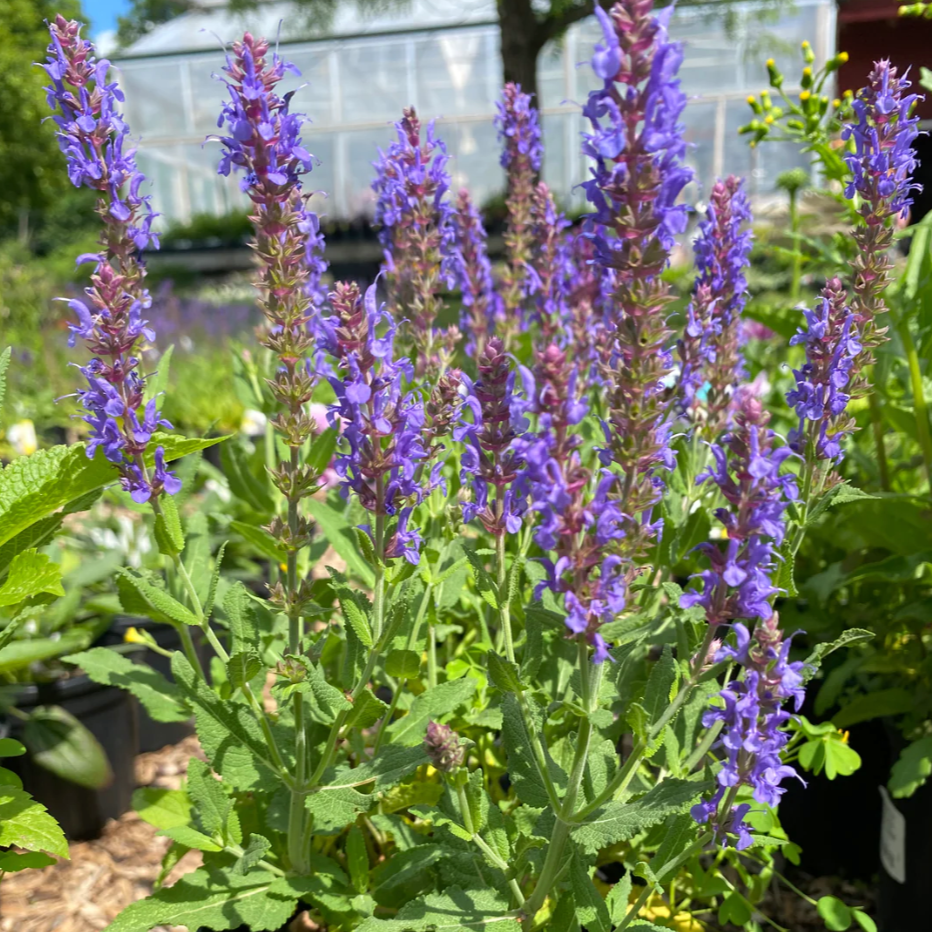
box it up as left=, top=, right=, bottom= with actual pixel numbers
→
left=682, top=389, right=796, bottom=626
left=372, top=109, right=457, bottom=369
left=692, top=617, right=806, bottom=849
left=843, top=60, right=921, bottom=219
left=322, top=282, right=437, bottom=563
left=44, top=16, right=178, bottom=505
left=680, top=177, right=753, bottom=422
left=452, top=189, right=498, bottom=356
left=528, top=184, right=574, bottom=346
left=494, top=83, right=543, bottom=175
left=786, top=278, right=862, bottom=462
left=454, top=339, right=530, bottom=537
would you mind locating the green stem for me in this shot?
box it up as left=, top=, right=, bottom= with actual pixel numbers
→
left=868, top=384, right=891, bottom=491
left=897, top=315, right=932, bottom=492
left=176, top=624, right=205, bottom=679
left=372, top=582, right=433, bottom=754
left=495, top=533, right=516, bottom=664
left=522, top=641, right=600, bottom=921
left=788, top=188, right=802, bottom=303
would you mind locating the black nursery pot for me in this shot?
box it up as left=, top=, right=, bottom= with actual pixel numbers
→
left=100, top=615, right=207, bottom=753
left=877, top=727, right=932, bottom=932
left=6, top=674, right=137, bottom=840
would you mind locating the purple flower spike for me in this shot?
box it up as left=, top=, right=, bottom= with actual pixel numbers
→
left=843, top=60, right=922, bottom=356
left=372, top=108, right=458, bottom=374
left=692, top=616, right=807, bottom=849
left=495, top=83, right=543, bottom=347
left=583, top=0, right=692, bottom=558
left=679, top=176, right=754, bottom=436
left=324, top=282, right=438, bottom=559
left=529, top=183, right=574, bottom=347
left=44, top=16, right=179, bottom=503
left=452, top=188, right=499, bottom=357
left=455, top=338, right=529, bottom=537
left=786, top=277, right=865, bottom=464
left=681, top=389, right=797, bottom=627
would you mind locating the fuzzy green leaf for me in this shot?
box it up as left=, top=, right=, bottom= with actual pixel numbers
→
left=233, top=834, right=272, bottom=875
left=325, top=746, right=429, bottom=792
left=345, top=688, right=390, bottom=730
left=118, top=569, right=200, bottom=627
left=347, top=825, right=369, bottom=893
left=386, top=649, right=422, bottom=680
left=306, top=786, right=376, bottom=833
left=132, top=787, right=192, bottom=830
left=63, top=648, right=190, bottom=723
left=153, top=494, right=185, bottom=556
left=356, top=886, right=520, bottom=932
left=223, top=582, right=260, bottom=653
left=570, top=850, right=611, bottom=932
left=102, top=867, right=294, bottom=932
left=0, top=785, right=69, bottom=857
left=502, top=693, right=565, bottom=807
left=0, top=849, right=56, bottom=872
left=227, top=651, right=262, bottom=691
left=572, top=779, right=710, bottom=855
left=386, top=678, right=476, bottom=747
left=0, top=549, right=64, bottom=608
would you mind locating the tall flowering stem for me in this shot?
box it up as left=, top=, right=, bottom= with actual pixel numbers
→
left=452, top=188, right=497, bottom=358
left=682, top=389, right=802, bottom=849
left=372, top=108, right=457, bottom=374
left=842, top=60, right=922, bottom=487
left=529, top=182, right=573, bottom=347
left=583, top=0, right=692, bottom=555
left=495, top=83, right=542, bottom=348
left=43, top=17, right=178, bottom=506
left=216, top=32, right=326, bottom=873
left=679, top=176, right=753, bottom=436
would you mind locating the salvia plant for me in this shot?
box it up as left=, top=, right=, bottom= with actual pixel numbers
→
left=4, top=2, right=914, bottom=929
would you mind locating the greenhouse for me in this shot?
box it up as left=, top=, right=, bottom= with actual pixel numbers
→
left=114, top=0, right=835, bottom=225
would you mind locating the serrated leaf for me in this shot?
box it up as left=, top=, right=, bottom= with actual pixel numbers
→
left=223, top=582, right=260, bottom=652
left=463, top=548, right=499, bottom=610
left=502, top=693, right=565, bottom=807
left=355, top=886, right=520, bottom=932
left=373, top=844, right=445, bottom=909
left=487, top=650, right=523, bottom=693
left=648, top=813, right=697, bottom=882
left=572, top=779, right=710, bottom=855
left=804, top=628, right=873, bottom=675
left=227, top=651, right=262, bottom=691
left=386, top=649, right=421, bottom=680
left=0, top=785, right=68, bottom=857
left=300, top=660, right=352, bottom=723
left=808, top=481, right=879, bottom=525
left=203, top=540, right=228, bottom=619
left=233, top=833, right=272, bottom=874
left=569, top=850, right=611, bottom=932
left=160, top=824, right=223, bottom=852
left=306, top=786, right=375, bottom=832
left=187, top=757, right=233, bottom=839
left=119, top=569, right=200, bottom=627
left=338, top=589, right=373, bottom=648
left=23, top=705, right=112, bottom=790
left=307, top=497, right=376, bottom=587
left=64, top=648, right=190, bottom=723
left=325, top=746, right=429, bottom=791
left=386, top=678, right=476, bottom=747
left=0, top=434, right=224, bottom=550
left=102, top=867, right=293, bottom=932
left=345, top=688, right=390, bottom=730
left=154, top=494, right=185, bottom=556
left=132, top=787, right=192, bottom=830
left=644, top=645, right=677, bottom=729
left=347, top=825, right=369, bottom=894
left=0, top=549, right=64, bottom=608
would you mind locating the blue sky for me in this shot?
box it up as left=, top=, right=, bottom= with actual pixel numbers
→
left=83, top=0, right=130, bottom=36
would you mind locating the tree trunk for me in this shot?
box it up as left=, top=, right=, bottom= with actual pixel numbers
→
left=497, top=0, right=545, bottom=105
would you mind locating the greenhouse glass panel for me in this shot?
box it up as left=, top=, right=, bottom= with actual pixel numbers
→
left=339, top=39, right=412, bottom=123
left=444, top=120, right=504, bottom=208
left=414, top=28, right=496, bottom=118
left=119, top=60, right=189, bottom=139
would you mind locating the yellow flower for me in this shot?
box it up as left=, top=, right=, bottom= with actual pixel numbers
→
left=766, top=58, right=775, bottom=67
left=765, top=115, right=774, bottom=125
left=838, top=51, right=849, bottom=63
left=747, top=94, right=756, bottom=105
left=800, top=90, right=811, bottom=101
left=124, top=626, right=148, bottom=645
left=833, top=98, right=842, bottom=108
left=801, top=40, right=811, bottom=49
left=803, top=67, right=812, bottom=77
left=839, top=729, right=851, bottom=744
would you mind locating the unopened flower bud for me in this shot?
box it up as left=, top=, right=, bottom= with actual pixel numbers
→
left=424, top=721, right=466, bottom=772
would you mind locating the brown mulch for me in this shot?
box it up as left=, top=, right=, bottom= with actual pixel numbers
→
left=1, top=737, right=205, bottom=932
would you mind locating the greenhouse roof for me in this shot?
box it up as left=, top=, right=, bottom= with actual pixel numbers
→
left=119, top=0, right=498, bottom=56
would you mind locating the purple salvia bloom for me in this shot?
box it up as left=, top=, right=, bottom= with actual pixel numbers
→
left=372, top=108, right=458, bottom=374
left=494, top=83, right=542, bottom=348
left=455, top=338, right=530, bottom=537
left=565, top=228, right=611, bottom=388
left=215, top=32, right=327, bottom=467
left=842, top=60, right=922, bottom=355
left=679, top=176, right=753, bottom=435
left=681, top=389, right=797, bottom=626
left=452, top=188, right=499, bottom=357
left=584, top=0, right=692, bottom=558
left=692, top=616, right=807, bottom=850
left=528, top=183, right=574, bottom=347
left=786, top=277, right=864, bottom=464
left=44, top=16, right=178, bottom=503
left=324, top=282, right=437, bottom=563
